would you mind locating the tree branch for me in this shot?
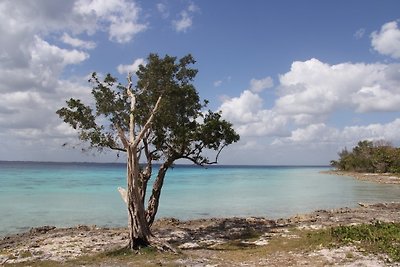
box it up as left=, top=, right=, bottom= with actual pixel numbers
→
left=205, top=143, right=227, bottom=165
left=132, top=95, right=162, bottom=148
left=115, top=123, right=129, bottom=149
left=108, top=145, right=127, bottom=152
left=126, top=74, right=136, bottom=144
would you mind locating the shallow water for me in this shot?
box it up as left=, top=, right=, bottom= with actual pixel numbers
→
left=1, top=161, right=400, bottom=236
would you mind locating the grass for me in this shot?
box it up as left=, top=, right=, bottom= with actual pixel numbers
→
left=212, top=222, right=400, bottom=264
left=329, top=221, right=400, bottom=261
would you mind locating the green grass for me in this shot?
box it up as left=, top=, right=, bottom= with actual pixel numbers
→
left=329, top=221, right=400, bottom=261
left=258, top=222, right=400, bottom=263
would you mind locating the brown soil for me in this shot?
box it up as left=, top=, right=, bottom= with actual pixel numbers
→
left=1, top=202, right=400, bottom=266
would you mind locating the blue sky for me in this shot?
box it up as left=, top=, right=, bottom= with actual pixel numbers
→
left=1, top=0, right=400, bottom=165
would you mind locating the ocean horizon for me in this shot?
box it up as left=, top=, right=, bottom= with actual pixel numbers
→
left=1, top=161, right=400, bottom=237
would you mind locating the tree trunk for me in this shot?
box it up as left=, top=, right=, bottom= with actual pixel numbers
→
left=126, top=148, right=151, bottom=249
left=127, top=191, right=151, bottom=249
left=146, top=160, right=173, bottom=226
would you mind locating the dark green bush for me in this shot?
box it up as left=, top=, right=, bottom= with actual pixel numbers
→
left=331, top=140, right=400, bottom=173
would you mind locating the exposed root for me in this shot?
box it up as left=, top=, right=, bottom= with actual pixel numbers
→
left=150, top=237, right=178, bottom=253
left=124, top=237, right=178, bottom=254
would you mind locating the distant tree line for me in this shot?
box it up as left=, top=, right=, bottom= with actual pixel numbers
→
left=331, top=140, right=400, bottom=173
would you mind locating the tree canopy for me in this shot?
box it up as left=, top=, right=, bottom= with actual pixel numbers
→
left=57, top=54, right=239, bottom=164
left=331, top=140, right=400, bottom=173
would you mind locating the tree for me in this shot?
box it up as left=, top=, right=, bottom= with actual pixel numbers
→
left=56, top=54, right=240, bottom=250
left=331, top=140, right=400, bottom=174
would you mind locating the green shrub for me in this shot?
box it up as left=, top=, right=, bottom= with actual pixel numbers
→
left=330, top=222, right=400, bottom=262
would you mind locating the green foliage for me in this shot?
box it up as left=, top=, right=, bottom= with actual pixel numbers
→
left=56, top=53, right=239, bottom=165
left=330, top=222, right=400, bottom=262
left=331, top=140, right=400, bottom=173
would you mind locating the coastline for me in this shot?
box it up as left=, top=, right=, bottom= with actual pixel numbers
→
left=1, top=202, right=400, bottom=266
left=322, top=170, right=400, bottom=184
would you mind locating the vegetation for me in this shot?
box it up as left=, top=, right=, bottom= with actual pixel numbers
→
left=330, top=221, right=400, bottom=262
left=56, top=54, right=239, bottom=249
left=7, top=222, right=400, bottom=266
left=330, top=140, right=400, bottom=173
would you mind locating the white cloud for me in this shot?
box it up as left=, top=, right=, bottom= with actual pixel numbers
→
left=117, top=58, right=146, bottom=74
left=33, top=36, right=89, bottom=66
left=214, top=80, right=222, bottom=87
left=282, top=119, right=400, bottom=147
left=249, top=76, right=274, bottom=93
left=0, top=0, right=146, bottom=161
left=287, top=124, right=336, bottom=143
left=341, top=119, right=400, bottom=142
left=352, top=85, right=400, bottom=112
left=276, top=58, right=400, bottom=115
left=220, top=90, right=263, bottom=124
left=61, top=33, right=96, bottom=49
left=0, top=1, right=147, bottom=44
left=173, top=11, right=192, bottom=32
left=73, top=0, right=147, bottom=43
left=354, top=28, right=365, bottom=39
left=187, top=2, right=200, bottom=13
left=371, top=20, right=400, bottom=59
left=218, top=56, right=400, bottom=159
left=156, top=3, right=169, bottom=18
left=213, top=76, right=231, bottom=87
left=172, top=3, right=199, bottom=32
left=219, top=90, right=288, bottom=137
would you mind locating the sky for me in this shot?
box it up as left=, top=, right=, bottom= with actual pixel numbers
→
left=1, top=0, right=400, bottom=165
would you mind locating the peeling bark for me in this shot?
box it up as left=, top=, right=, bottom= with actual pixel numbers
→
left=126, top=148, right=151, bottom=249
left=146, top=159, right=174, bottom=227
left=124, top=74, right=162, bottom=249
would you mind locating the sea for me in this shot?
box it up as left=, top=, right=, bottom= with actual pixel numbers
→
left=1, top=161, right=400, bottom=237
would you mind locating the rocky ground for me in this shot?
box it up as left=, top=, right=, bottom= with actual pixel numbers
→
left=1, top=202, right=400, bottom=266
left=323, top=170, right=400, bottom=184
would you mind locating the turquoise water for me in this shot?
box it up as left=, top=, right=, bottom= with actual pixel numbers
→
left=1, top=161, right=400, bottom=237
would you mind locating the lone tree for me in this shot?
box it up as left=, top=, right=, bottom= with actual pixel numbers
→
left=56, top=54, right=239, bottom=250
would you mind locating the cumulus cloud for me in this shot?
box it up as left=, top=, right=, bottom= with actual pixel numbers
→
left=249, top=76, right=274, bottom=93
left=0, top=0, right=148, bottom=162
left=0, top=0, right=146, bottom=45
left=281, top=119, right=400, bottom=147
left=61, top=33, right=96, bottom=49
left=33, top=36, right=89, bottom=66
left=172, top=2, right=199, bottom=32
left=73, top=0, right=147, bottom=43
left=352, top=85, right=400, bottom=112
left=219, top=90, right=288, bottom=137
left=0, top=34, right=89, bottom=96
left=219, top=90, right=264, bottom=124
left=117, top=58, right=146, bottom=74
left=286, top=124, right=337, bottom=143
left=371, top=20, right=400, bottom=59
left=218, top=55, right=400, bottom=158
left=276, top=58, right=400, bottom=115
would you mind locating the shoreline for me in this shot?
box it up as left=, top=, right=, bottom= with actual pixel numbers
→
left=1, top=202, right=400, bottom=265
left=322, top=170, right=400, bottom=184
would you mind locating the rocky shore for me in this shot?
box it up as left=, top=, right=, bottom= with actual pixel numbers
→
left=1, top=202, right=400, bottom=266
left=323, top=170, right=400, bottom=184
